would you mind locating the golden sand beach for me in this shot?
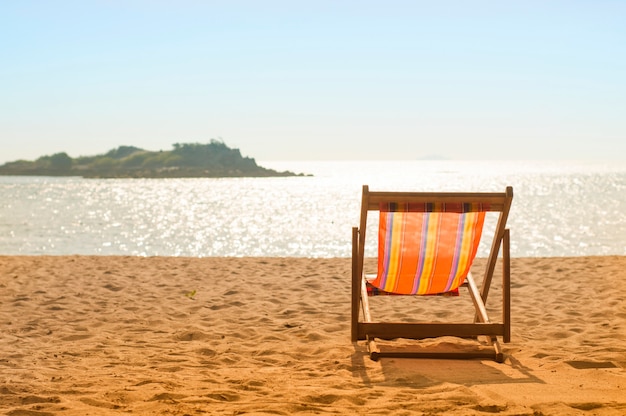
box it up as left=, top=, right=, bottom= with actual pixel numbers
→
left=1, top=256, right=625, bottom=415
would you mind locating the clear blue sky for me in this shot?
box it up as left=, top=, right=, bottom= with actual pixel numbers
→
left=1, top=1, right=625, bottom=164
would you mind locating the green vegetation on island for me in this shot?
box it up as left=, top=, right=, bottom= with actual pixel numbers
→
left=0, top=141, right=308, bottom=178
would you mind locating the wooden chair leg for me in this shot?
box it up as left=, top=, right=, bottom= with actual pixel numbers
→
left=360, top=277, right=380, bottom=360
left=351, top=227, right=360, bottom=343
left=503, top=228, right=511, bottom=343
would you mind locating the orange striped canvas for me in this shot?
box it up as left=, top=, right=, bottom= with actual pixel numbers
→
left=369, top=203, right=486, bottom=295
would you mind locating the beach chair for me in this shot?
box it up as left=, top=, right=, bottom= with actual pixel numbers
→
left=351, top=185, right=513, bottom=362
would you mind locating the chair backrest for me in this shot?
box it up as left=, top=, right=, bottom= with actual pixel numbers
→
left=358, top=186, right=513, bottom=296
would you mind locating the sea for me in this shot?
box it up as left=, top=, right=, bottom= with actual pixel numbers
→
left=0, top=160, right=624, bottom=258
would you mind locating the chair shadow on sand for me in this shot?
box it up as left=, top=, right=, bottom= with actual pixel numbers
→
left=350, top=342, right=543, bottom=388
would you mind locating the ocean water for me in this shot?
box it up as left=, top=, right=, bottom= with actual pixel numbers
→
left=0, top=160, right=624, bottom=258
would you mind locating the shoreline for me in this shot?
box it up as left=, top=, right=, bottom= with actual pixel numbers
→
left=1, top=255, right=625, bottom=415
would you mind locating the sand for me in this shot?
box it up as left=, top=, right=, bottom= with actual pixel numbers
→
left=0, top=255, right=625, bottom=415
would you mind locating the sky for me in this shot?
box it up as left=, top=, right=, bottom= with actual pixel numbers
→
left=1, top=1, right=625, bottom=164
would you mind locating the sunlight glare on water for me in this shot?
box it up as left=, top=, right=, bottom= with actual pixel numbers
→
left=0, top=160, right=624, bottom=257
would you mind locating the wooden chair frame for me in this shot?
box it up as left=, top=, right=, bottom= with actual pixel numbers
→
left=351, top=185, right=513, bottom=362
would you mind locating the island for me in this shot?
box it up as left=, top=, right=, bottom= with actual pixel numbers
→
left=0, top=141, right=308, bottom=178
